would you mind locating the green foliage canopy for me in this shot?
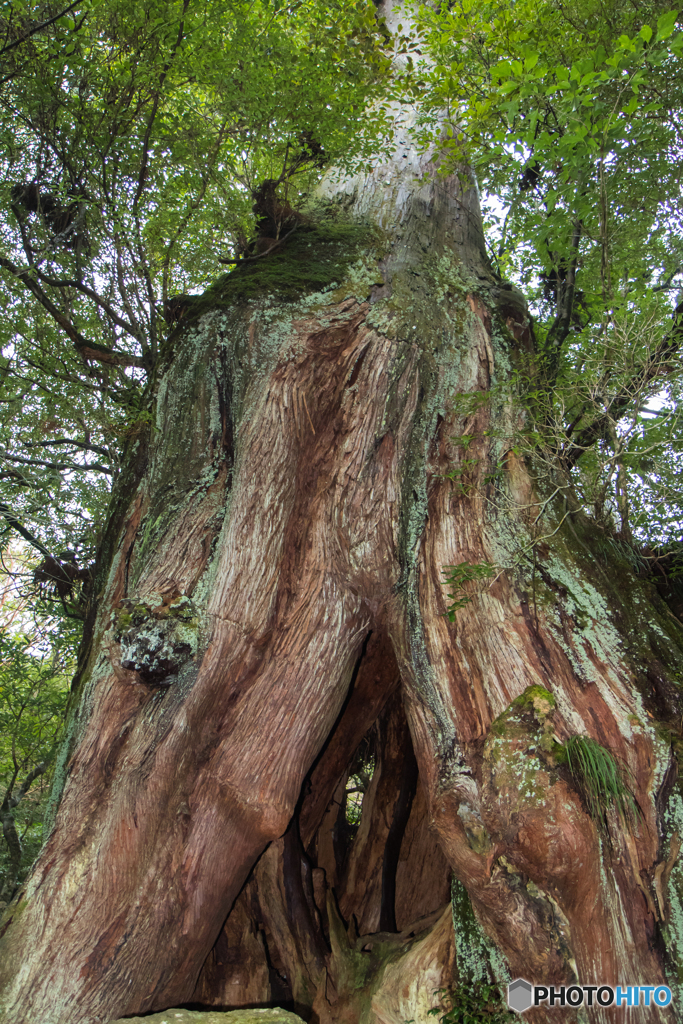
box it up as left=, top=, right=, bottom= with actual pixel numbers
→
left=414, top=0, right=683, bottom=545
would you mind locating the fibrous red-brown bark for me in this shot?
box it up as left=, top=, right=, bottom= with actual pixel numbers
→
left=1, top=100, right=683, bottom=1024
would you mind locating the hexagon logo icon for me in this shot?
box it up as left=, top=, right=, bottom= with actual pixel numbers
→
left=508, top=978, right=533, bottom=1014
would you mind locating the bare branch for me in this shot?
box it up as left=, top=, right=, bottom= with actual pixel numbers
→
left=13, top=759, right=54, bottom=808
left=23, top=438, right=111, bottom=458
left=33, top=269, right=141, bottom=341
left=1, top=451, right=112, bottom=474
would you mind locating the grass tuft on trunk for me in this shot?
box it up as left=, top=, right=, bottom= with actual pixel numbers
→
left=562, top=735, right=639, bottom=831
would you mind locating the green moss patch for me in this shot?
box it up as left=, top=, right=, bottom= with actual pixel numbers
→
left=450, top=877, right=510, bottom=989
left=490, top=685, right=555, bottom=741
left=511, top=684, right=555, bottom=715
left=431, top=981, right=515, bottom=1024
left=107, top=1011, right=306, bottom=1024
left=484, top=686, right=561, bottom=811
left=170, top=222, right=379, bottom=328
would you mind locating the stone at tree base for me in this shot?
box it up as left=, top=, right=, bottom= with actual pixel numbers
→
left=108, top=1009, right=306, bottom=1024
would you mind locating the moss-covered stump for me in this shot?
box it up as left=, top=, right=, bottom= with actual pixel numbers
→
left=107, top=1008, right=306, bottom=1024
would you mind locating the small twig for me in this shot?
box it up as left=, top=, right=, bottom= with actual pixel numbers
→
left=218, top=224, right=299, bottom=265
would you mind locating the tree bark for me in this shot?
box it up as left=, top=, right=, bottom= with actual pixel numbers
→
left=1, top=103, right=683, bottom=1024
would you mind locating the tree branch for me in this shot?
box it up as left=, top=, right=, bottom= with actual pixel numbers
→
left=1, top=452, right=112, bottom=475
left=0, top=256, right=145, bottom=368
left=0, top=1, right=83, bottom=58
left=541, top=221, right=582, bottom=383
left=131, top=0, right=190, bottom=212
left=561, top=303, right=683, bottom=468
left=653, top=266, right=682, bottom=293
left=1, top=758, right=54, bottom=902
left=33, top=269, right=141, bottom=341
left=13, top=759, right=54, bottom=809
left=219, top=224, right=300, bottom=265
left=23, top=438, right=111, bottom=458
left=0, top=502, right=53, bottom=560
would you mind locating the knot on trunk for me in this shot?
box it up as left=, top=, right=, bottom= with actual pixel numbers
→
left=115, top=595, right=198, bottom=686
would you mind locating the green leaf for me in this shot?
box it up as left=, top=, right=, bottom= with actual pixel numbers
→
left=656, top=9, right=679, bottom=40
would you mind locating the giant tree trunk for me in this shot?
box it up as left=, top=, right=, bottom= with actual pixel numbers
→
left=2, top=104, right=683, bottom=1024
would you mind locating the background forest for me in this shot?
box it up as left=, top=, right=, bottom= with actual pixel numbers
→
left=1, top=0, right=682, bottom=914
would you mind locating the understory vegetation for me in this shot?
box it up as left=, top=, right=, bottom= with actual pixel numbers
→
left=0, top=559, right=72, bottom=902
left=428, top=982, right=515, bottom=1024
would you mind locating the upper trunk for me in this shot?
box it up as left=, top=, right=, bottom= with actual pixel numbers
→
left=1, top=89, right=683, bottom=1024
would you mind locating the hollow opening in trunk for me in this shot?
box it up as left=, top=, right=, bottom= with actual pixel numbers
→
left=192, top=629, right=451, bottom=1015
